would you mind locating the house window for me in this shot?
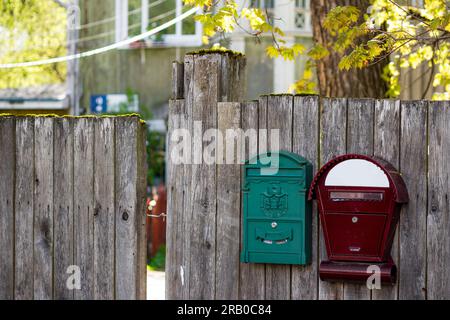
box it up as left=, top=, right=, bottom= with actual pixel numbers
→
left=295, top=0, right=311, bottom=32
left=116, top=0, right=202, bottom=47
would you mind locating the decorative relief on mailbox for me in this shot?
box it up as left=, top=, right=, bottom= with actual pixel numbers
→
left=308, top=154, right=409, bottom=284
left=241, top=150, right=313, bottom=265
left=261, top=186, right=288, bottom=217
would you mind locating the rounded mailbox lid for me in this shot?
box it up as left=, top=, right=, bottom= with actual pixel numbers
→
left=308, top=154, right=408, bottom=203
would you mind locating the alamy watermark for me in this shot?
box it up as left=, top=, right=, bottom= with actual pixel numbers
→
left=170, top=118, right=281, bottom=175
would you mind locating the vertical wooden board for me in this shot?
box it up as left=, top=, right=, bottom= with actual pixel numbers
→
left=427, top=101, right=450, bottom=299
left=188, top=54, right=220, bottom=299
left=93, top=118, right=115, bottom=300
left=53, top=118, right=74, bottom=300
left=399, top=101, right=427, bottom=300
left=373, top=99, right=400, bottom=300
left=291, top=95, right=319, bottom=300
left=136, top=121, right=148, bottom=300
left=216, top=102, right=241, bottom=299
left=181, top=54, right=194, bottom=299
left=127, top=120, right=147, bottom=300
left=258, top=96, right=268, bottom=156
left=265, top=95, right=293, bottom=300
left=115, top=117, right=140, bottom=300
left=239, top=100, right=266, bottom=300
left=166, top=100, right=185, bottom=299
left=0, top=116, right=15, bottom=300
left=172, top=61, right=184, bottom=99
left=165, top=102, right=176, bottom=298
left=33, top=117, right=54, bottom=300
left=73, top=118, right=95, bottom=300
left=15, top=117, right=34, bottom=300
left=319, top=97, right=346, bottom=300
left=344, top=98, right=374, bottom=300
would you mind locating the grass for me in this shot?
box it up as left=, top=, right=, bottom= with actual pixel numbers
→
left=147, top=245, right=166, bottom=271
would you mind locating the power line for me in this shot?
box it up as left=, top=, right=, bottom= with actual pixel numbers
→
left=0, top=7, right=198, bottom=69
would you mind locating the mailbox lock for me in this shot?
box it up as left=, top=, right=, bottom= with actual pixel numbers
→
left=352, top=216, right=358, bottom=223
left=271, top=222, right=278, bottom=229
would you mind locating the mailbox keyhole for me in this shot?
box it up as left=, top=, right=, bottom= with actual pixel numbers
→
left=352, top=216, right=358, bottom=223
left=271, top=222, right=277, bottom=229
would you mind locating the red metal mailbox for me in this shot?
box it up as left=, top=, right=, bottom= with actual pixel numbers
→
left=308, top=154, right=408, bottom=284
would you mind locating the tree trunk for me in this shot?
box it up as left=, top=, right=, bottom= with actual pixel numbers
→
left=311, top=0, right=388, bottom=98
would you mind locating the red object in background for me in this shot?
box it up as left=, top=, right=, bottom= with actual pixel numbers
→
left=308, top=154, right=408, bottom=284
left=146, top=184, right=167, bottom=258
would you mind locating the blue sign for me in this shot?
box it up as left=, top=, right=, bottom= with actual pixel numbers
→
left=90, top=94, right=139, bottom=114
left=90, top=95, right=107, bottom=113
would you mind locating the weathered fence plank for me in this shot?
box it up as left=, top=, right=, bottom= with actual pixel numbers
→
left=0, top=116, right=15, bottom=300
left=216, top=102, right=242, bottom=299
left=115, top=117, right=143, bottom=300
left=73, top=118, right=95, bottom=300
left=239, top=100, right=266, bottom=300
left=172, top=61, right=184, bottom=99
left=319, top=98, right=346, bottom=300
left=33, top=117, right=54, bottom=300
left=181, top=54, right=194, bottom=300
left=265, top=95, right=293, bottom=300
left=427, top=100, right=450, bottom=299
left=291, top=95, right=320, bottom=300
left=93, top=118, right=115, bottom=300
left=372, top=99, right=401, bottom=300
left=399, top=101, right=427, bottom=300
left=189, top=54, right=220, bottom=299
left=166, top=99, right=185, bottom=299
left=344, top=98, right=374, bottom=300
left=14, top=117, right=35, bottom=300
left=53, top=118, right=74, bottom=300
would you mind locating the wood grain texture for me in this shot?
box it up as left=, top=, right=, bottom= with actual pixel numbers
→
left=181, top=53, right=194, bottom=299
left=291, top=95, right=319, bottom=300
left=53, top=118, right=74, bottom=300
left=319, top=97, right=346, bottom=300
left=74, top=118, right=95, bottom=300
left=15, top=117, right=35, bottom=300
left=372, top=99, right=400, bottom=300
left=216, top=102, right=242, bottom=299
left=93, top=118, right=115, bottom=300
left=239, top=100, right=266, bottom=300
left=344, top=98, right=374, bottom=300
left=188, top=54, right=220, bottom=299
left=136, top=121, right=148, bottom=300
left=265, top=95, right=293, bottom=300
left=0, top=116, right=15, bottom=300
left=166, top=100, right=185, bottom=299
left=115, top=117, right=140, bottom=300
left=172, top=61, right=184, bottom=99
left=33, top=118, right=54, bottom=300
left=399, top=101, right=427, bottom=300
left=427, top=100, right=450, bottom=299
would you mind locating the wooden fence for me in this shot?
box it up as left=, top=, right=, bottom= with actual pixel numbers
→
left=0, top=115, right=147, bottom=300
left=166, top=51, right=450, bottom=300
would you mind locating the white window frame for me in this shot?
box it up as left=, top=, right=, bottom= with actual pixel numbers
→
left=294, top=0, right=311, bottom=34
left=115, top=0, right=203, bottom=48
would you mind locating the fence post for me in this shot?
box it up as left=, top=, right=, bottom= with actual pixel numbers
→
left=166, top=51, right=246, bottom=299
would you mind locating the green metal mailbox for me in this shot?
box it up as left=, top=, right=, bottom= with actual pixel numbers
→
left=241, top=150, right=313, bottom=265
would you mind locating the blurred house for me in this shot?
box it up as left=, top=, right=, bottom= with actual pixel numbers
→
left=77, top=0, right=432, bottom=118
left=77, top=0, right=314, bottom=116
left=0, top=84, right=69, bottom=116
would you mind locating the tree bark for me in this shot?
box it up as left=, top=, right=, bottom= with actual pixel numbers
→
left=311, top=0, right=388, bottom=98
